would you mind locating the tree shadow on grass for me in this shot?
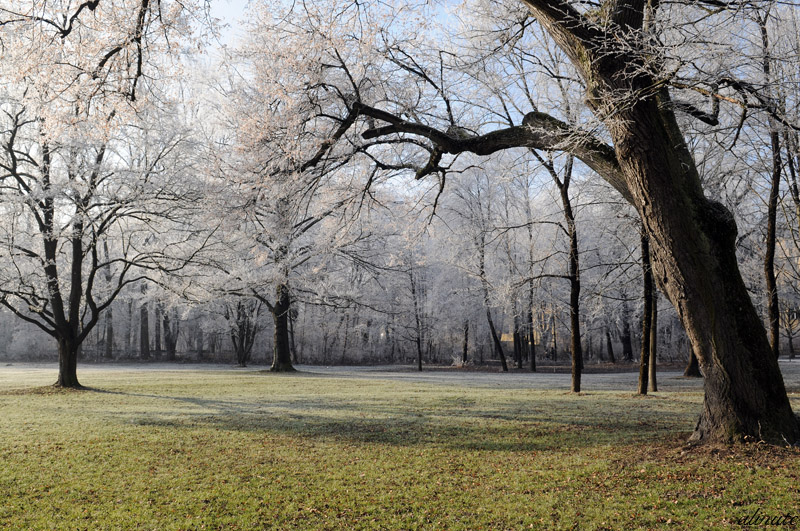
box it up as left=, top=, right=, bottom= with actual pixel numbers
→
left=85, top=386, right=697, bottom=453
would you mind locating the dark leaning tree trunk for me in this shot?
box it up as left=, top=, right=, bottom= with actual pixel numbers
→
left=612, top=90, right=799, bottom=443
left=518, top=0, right=800, bottom=443
left=270, top=283, right=296, bottom=372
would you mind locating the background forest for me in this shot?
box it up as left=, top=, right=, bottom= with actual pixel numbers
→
left=1, top=0, right=799, bottom=378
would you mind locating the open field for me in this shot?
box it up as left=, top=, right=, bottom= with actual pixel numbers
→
left=1, top=363, right=800, bottom=529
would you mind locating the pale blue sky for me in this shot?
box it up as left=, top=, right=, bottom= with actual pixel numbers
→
left=208, top=0, right=249, bottom=47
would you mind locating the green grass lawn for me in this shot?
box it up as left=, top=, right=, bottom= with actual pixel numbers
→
left=1, top=366, right=799, bottom=530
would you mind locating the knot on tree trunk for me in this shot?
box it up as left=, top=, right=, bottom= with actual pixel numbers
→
left=698, top=199, right=738, bottom=250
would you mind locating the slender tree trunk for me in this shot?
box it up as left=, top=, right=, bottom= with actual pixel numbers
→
left=529, top=293, right=537, bottom=372
left=486, top=307, right=509, bottom=371
left=760, top=15, right=782, bottom=360
left=340, top=314, right=350, bottom=365
left=409, top=269, right=424, bottom=371
left=104, top=306, right=113, bottom=359
left=513, top=311, right=524, bottom=370
left=638, top=234, right=653, bottom=395
left=462, top=320, right=469, bottom=364
left=140, top=302, right=150, bottom=360
left=551, top=310, right=558, bottom=362
left=162, top=307, right=178, bottom=362
left=477, top=232, right=508, bottom=372
left=196, top=329, right=204, bottom=360
left=548, top=155, right=583, bottom=391
left=102, top=241, right=113, bottom=360
left=153, top=303, right=162, bottom=359
left=605, top=327, right=616, bottom=364
left=620, top=301, right=633, bottom=362
left=764, top=129, right=782, bottom=359
left=125, top=300, right=133, bottom=356
left=289, top=308, right=298, bottom=364
left=684, top=348, right=702, bottom=378
left=649, top=291, right=659, bottom=392
left=271, top=283, right=295, bottom=372
left=567, top=241, right=582, bottom=391
left=526, top=183, right=538, bottom=373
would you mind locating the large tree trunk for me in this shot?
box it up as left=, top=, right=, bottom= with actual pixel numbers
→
left=520, top=0, right=800, bottom=442
left=610, top=90, right=799, bottom=443
left=270, top=283, right=295, bottom=372
left=56, top=335, right=81, bottom=388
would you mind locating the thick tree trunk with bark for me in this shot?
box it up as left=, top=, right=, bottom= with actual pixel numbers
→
left=270, top=283, right=295, bottom=372
left=56, top=335, right=81, bottom=388
left=612, top=91, right=799, bottom=443
left=518, top=0, right=800, bottom=444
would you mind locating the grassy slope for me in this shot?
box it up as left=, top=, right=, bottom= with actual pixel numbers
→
left=0, top=367, right=798, bottom=530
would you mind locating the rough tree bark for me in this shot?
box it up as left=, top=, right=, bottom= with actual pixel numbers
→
left=270, top=283, right=295, bottom=372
